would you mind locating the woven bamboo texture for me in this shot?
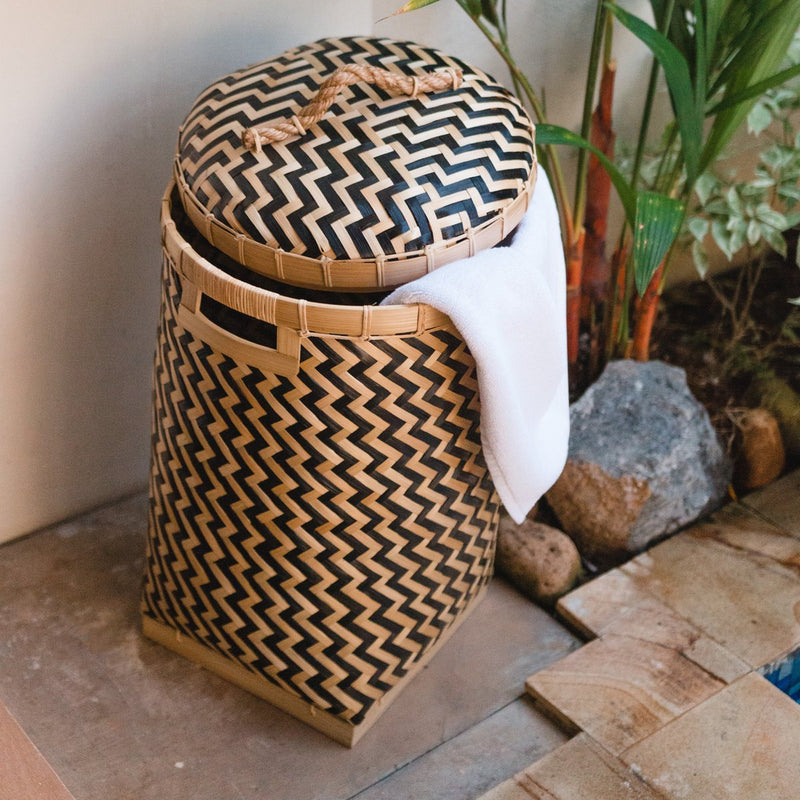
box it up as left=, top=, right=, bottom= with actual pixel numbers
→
left=141, top=186, right=500, bottom=738
left=175, top=35, right=536, bottom=291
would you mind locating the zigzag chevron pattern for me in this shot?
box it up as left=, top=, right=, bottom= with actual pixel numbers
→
left=177, top=35, right=535, bottom=262
left=142, top=256, right=499, bottom=724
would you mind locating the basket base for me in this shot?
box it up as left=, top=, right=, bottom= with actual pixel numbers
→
left=142, top=585, right=488, bottom=747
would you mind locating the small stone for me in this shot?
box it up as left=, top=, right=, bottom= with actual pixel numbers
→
left=495, top=516, right=582, bottom=605
left=735, top=408, right=785, bottom=491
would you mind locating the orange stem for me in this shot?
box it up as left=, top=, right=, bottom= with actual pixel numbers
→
left=581, top=60, right=616, bottom=325
left=567, top=229, right=586, bottom=366
left=632, top=261, right=664, bottom=361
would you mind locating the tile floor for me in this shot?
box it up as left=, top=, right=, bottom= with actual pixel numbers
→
left=0, top=495, right=577, bottom=800
left=2, top=470, right=799, bottom=799
left=482, top=470, right=800, bottom=800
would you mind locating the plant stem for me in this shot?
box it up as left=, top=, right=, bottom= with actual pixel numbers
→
left=573, top=0, right=610, bottom=240
left=467, top=12, right=574, bottom=246
left=631, top=1, right=674, bottom=189
left=631, top=260, right=665, bottom=360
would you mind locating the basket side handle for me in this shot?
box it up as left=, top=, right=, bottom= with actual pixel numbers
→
left=241, top=64, right=462, bottom=153
left=177, top=279, right=301, bottom=377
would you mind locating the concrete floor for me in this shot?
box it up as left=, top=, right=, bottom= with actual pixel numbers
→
left=0, top=494, right=579, bottom=800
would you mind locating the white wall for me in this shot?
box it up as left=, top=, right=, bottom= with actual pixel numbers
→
left=0, top=0, right=373, bottom=543
left=0, top=0, right=665, bottom=544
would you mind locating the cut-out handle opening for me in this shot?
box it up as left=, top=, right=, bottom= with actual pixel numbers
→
left=178, top=279, right=301, bottom=377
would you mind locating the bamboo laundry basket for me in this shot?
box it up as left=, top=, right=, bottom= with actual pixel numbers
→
left=141, top=35, right=537, bottom=747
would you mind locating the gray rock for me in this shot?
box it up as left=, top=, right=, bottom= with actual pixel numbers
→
left=495, top=516, right=582, bottom=605
left=546, top=359, right=732, bottom=563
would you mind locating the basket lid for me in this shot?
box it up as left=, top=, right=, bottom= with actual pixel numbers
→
left=175, top=36, right=537, bottom=291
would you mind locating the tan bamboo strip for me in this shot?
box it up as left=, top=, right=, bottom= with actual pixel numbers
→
left=241, top=64, right=463, bottom=152
left=173, top=162, right=536, bottom=293
left=162, top=183, right=460, bottom=339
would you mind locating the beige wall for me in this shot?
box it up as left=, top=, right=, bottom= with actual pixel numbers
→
left=0, top=0, right=673, bottom=544
left=0, top=0, right=373, bottom=543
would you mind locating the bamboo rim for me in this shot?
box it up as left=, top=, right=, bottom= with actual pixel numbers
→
left=173, top=149, right=536, bottom=293
left=162, top=182, right=455, bottom=339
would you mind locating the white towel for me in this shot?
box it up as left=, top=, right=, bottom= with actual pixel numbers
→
left=381, top=171, right=569, bottom=523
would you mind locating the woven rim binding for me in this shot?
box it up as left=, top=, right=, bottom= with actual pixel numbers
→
left=162, top=182, right=454, bottom=340
left=173, top=152, right=537, bottom=293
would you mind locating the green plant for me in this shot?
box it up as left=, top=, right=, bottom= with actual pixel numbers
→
left=388, top=0, right=800, bottom=391
left=663, top=30, right=800, bottom=336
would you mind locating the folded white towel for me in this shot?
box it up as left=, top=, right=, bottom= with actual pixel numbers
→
left=381, top=171, right=569, bottom=523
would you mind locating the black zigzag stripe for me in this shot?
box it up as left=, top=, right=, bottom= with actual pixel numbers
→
left=141, top=254, right=499, bottom=724
left=176, top=35, right=535, bottom=262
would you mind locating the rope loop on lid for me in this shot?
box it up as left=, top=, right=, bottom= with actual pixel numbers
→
left=241, top=63, right=462, bottom=152
left=244, top=128, right=263, bottom=153
left=441, top=66, right=463, bottom=90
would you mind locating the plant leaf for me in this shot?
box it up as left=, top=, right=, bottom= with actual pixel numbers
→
left=608, top=3, right=702, bottom=184
left=747, top=102, right=774, bottom=136
left=688, top=216, right=710, bottom=241
left=708, top=62, right=800, bottom=116
left=756, top=203, right=789, bottom=230
left=762, top=224, right=788, bottom=257
left=692, top=238, right=710, bottom=279
left=702, top=1, right=800, bottom=174
left=460, top=0, right=483, bottom=18
left=380, top=0, right=441, bottom=18
left=747, top=218, right=762, bottom=246
left=711, top=218, right=734, bottom=259
left=694, top=171, right=719, bottom=205
left=535, top=123, right=637, bottom=226
left=633, top=191, right=686, bottom=296
left=480, top=0, right=500, bottom=26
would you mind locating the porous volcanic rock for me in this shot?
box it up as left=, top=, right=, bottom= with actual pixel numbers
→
left=546, top=359, right=732, bottom=563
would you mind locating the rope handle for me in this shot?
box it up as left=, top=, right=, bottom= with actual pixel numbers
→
left=241, top=64, right=463, bottom=153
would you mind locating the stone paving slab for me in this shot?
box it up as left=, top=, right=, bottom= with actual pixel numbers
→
left=477, top=733, right=667, bottom=800
left=0, top=494, right=578, bottom=800
left=741, top=469, right=800, bottom=537
left=621, top=524, right=800, bottom=668
left=621, top=672, right=800, bottom=800
left=474, top=474, right=800, bottom=800
left=352, top=698, right=567, bottom=800
left=526, top=633, right=724, bottom=755
left=557, top=568, right=749, bottom=684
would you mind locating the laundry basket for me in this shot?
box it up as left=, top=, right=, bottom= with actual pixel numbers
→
left=141, top=35, right=537, bottom=746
